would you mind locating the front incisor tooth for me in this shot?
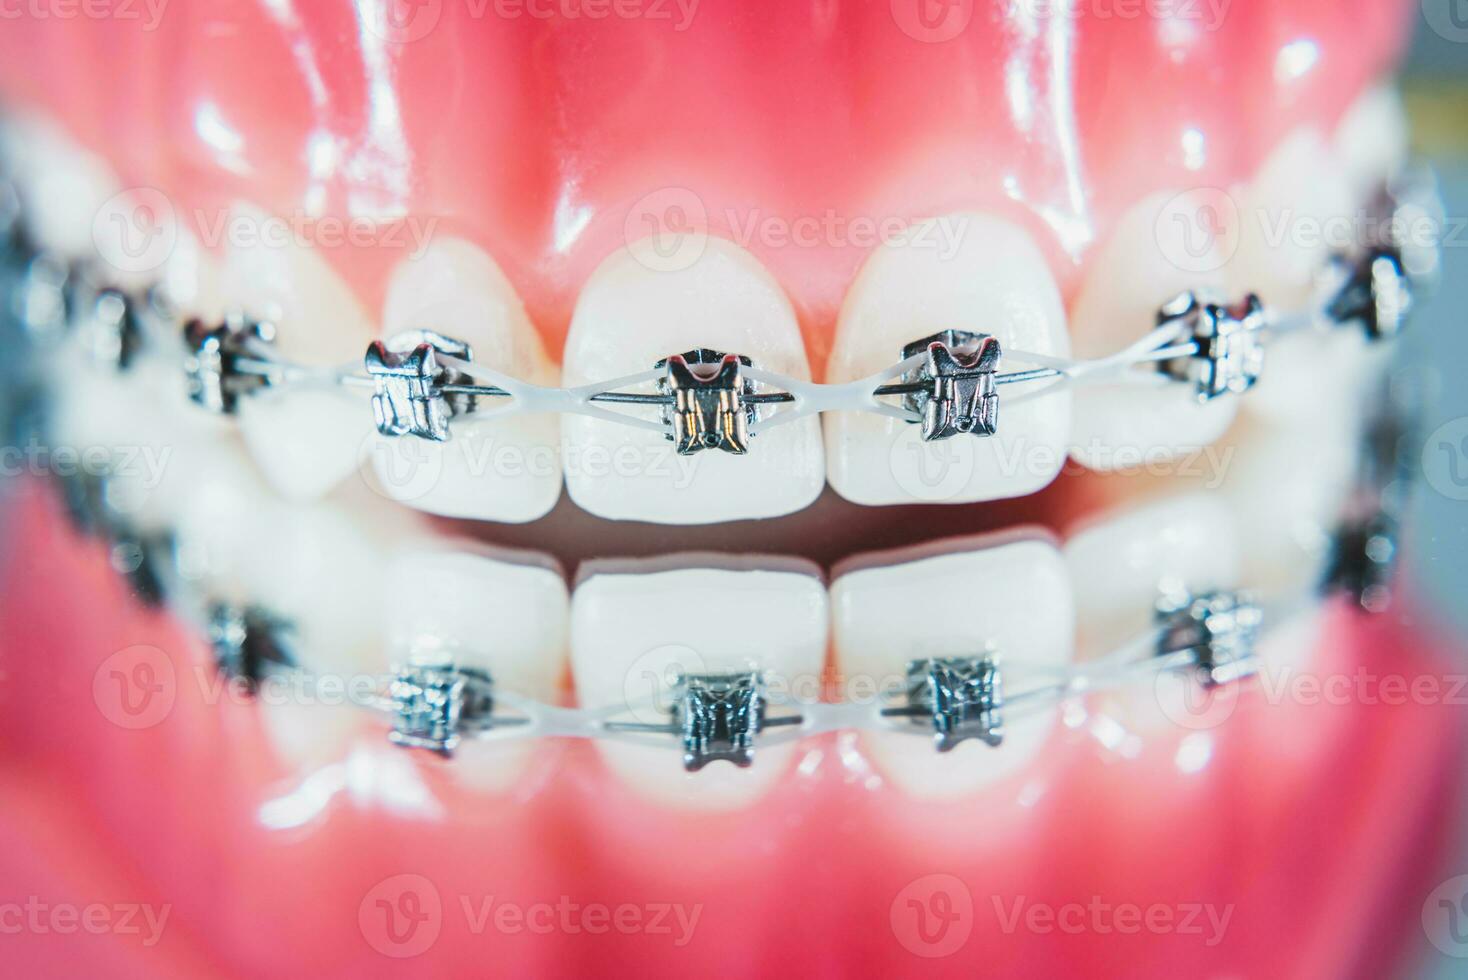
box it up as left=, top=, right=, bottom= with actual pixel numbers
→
left=385, top=545, right=568, bottom=792
left=1067, top=191, right=1238, bottom=470
left=561, top=238, right=824, bottom=524
left=369, top=238, right=562, bottom=523
left=221, top=202, right=374, bottom=501
left=570, top=563, right=828, bottom=810
left=831, top=535, right=1074, bottom=799
left=824, top=213, right=1072, bottom=505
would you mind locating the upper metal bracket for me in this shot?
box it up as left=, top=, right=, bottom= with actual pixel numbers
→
left=1324, top=246, right=1413, bottom=341
left=183, top=315, right=277, bottom=414
left=1155, top=292, right=1265, bottom=401
left=655, top=349, right=757, bottom=455
left=365, top=330, right=476, bottom=442
left=900, top=330, right=1002, bottom=441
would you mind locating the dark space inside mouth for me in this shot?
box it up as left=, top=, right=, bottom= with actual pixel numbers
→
left=435, top=469, right=1111, bottom=574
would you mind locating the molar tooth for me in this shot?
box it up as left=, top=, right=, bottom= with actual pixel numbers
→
left=371, top=238, right=562, bottom=523
left=1067, top=192, right=1238, bottom=470
left=561, top=238, right=824, bottom=524
left=570, top=563, right=827, bottom=810
left=220, top=203, right=373, bottom=501
left=824, top=214, right=1071, bottom=505
left=831, top=536, right=1073, bottom=799
left=384, top=545, right=568, bottom=793
left=1230, top=129, right=1354, bottom=311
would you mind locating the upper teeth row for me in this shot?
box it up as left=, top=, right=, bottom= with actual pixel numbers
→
left=3, top=178, right=1423, bottom=461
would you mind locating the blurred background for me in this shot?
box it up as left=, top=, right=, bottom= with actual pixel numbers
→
left=1399, top=11, right=1468, bottom=978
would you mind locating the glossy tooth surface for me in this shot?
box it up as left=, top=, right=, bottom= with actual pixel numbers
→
left=831, top=536, right=1073, bottom=798
left=1065, top=494, right=1242, bottom=732
left=1333, top=83, right=1409, bottom=200
left=561, top=238, right=824, bottom=524
left=1068, top=192, right=1237, bottom=469
left=4, top=113, right=119, bottom=258
left=570, top=563, right=826, bottom=810
left=221, top=203, right=373, bottom=501
left=385, top=545, right=568, bottom=792
left=824, top=214, right=1071, bottom=505
left=1230, top=128, right=1354, bottom=311
left=371, top=238, right=561, bottom=523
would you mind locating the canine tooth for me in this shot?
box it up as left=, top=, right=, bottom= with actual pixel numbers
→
left=1067, top=192, right=1238, bottom=470
left=824, top=214, right=1071, bottom=505
left=562, top=239, right=824, bottom=524
left=1230, top=129, right=1354, bottom=311
left=570, top=564, right=827, bottom=809
left=1064, top=494, right=1241, bottom=733
left=370, top=238, right=562, bottom=523
left=219, top=203, right=373, bottom=501
left=385, top=545, right=567, bottom=792
left=831, top=536, right=1073, bottom=798
left=1333, top=83, right=1409, bottom=200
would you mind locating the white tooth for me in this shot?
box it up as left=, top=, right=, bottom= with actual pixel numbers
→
left=1245, top=318, right=1391, bottom=424
left=384, top=544, right=568, bottom=793
left=1065, top=493, right=1241, bottom=656
left=219, top=203, right=374, bottom=501
left=1230, top=128, right=1354, bottom=311
left=1067, top=192, right=1238, bottom=470
left=1064, top=494, right=1241, bottom=733
left=1223, top=413, right=1358, bottom=595
left=1332, top=83, right=1409, bottom=200
left=570, top=563, right=827, bottom=810
left=824, top=214, right=1071, bottom=505
left=5, top=114, right=120, bottom=259
left=372, top=237, right=562, bottom=523
left=831, top=536, right=1073, bottom=798
left=562, top=238, right=824, bottom=523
